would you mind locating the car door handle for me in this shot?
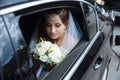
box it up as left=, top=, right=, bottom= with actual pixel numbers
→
left=94, top=55, right=103, bottom=70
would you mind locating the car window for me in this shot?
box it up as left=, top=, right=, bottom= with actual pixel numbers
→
left=2, top=13, right=32, bottom=79
left=0, top=16, right=18, bottom=80
left=82, top=2, right=98, bottom=40
left=3, top=13, right=26, bottom=50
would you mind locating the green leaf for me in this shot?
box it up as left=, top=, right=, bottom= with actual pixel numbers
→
left=33, top=54, right=40, bottom=59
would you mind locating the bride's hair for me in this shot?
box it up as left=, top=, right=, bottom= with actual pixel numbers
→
left=44, top=8, right=69, bottom=25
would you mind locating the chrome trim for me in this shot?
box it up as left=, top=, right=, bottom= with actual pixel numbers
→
left=0, top=0, right=60, bottom=15
left=63, top=31, right=101, bottom=80
left=102, top=67, right=108, bottom=80
left=113, top=10, right=120, bottom=17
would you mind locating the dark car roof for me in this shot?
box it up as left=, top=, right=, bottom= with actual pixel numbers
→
left=0, top=0, right=29, bottom=7
left=104, top=0, right=120, bottom=11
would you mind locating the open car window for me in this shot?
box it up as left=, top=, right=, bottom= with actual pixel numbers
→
left=19, top=6, right=89, bottom=79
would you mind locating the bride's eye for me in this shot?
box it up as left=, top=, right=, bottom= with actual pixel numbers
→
left=55, top=23, right=61, bottom=27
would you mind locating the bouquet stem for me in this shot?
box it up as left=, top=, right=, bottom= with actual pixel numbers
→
left=42, top=63, right=56, bottom=71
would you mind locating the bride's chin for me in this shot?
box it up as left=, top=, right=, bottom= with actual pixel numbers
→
left=50, top=36, right=57, bottom=39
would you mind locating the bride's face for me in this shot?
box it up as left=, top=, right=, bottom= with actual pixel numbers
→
left=45, top=14, right=67, bottom=40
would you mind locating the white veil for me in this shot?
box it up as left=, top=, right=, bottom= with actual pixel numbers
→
left=61, top=11, right=82, bottom=55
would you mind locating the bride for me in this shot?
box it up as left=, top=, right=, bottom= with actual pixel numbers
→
left=29, top=8, right=83, bottom=78
left=38, top=8, right=82, bottom=55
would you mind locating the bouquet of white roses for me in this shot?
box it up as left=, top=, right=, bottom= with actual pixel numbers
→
left=31, top=38, right=66, bottom=67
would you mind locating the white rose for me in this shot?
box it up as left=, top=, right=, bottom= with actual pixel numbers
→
left=48, top=52, right=60, bottom=64
left=41, top=41, right=53, bottom=50
left=37, top=47, right=47, bottom=56
left=40, top=55, right=50, bottom=63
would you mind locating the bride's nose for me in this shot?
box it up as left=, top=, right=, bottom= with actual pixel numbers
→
left=51, top=26, right=56, bottom=33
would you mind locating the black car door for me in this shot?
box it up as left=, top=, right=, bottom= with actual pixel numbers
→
left=79, top=1, right=112, bottom=80
left=0, top=12, right=37, bottom=80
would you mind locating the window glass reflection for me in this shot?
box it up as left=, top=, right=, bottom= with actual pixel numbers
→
left=3, top=13, right=30, bottom=77
left=0, top=17, right=15, bottom=67
left=82, top=3, right=97, bottom=39
left=0, top=16, right=19, bottom=80
left=3, top=13, right=26, bottom=51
